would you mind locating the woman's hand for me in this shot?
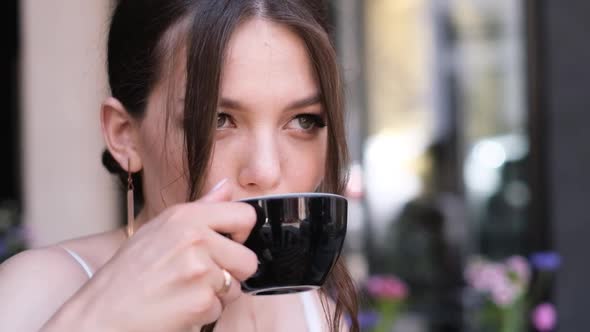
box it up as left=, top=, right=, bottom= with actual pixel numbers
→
left=45, top=179, right=258, bottom=332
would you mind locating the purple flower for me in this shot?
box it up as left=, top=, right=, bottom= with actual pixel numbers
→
left=530, top=252, right=561, bottom=271
left=531, top=303, right=557, bottom=331
left=357, top=310, right=379, bottom=329
left=366, top=275, right=408, bottom=300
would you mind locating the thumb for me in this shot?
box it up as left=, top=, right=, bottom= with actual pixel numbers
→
left=199, top=178, right=232, bottom=203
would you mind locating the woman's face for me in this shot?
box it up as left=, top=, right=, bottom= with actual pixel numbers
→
left=136, top=18, right=327, bottom=214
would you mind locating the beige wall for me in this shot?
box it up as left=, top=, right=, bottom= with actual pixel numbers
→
left=20, top=1, right=118, bottom=247
left=365, top=0, right=433, bottom=136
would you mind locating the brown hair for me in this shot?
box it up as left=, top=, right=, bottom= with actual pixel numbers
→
left=103, top=1, right=358, bottom=331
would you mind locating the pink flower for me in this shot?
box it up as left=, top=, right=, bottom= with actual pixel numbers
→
left=531, top=303, right=557, bottom=331
left=531, top=303, right=557, bottom=332
left=465, top=259, right=486, bottom=289
left=506, top=255, right=531, bottom=284
left=473, top=263, right=507, bottom=293
left=366, top=275, right=408, bottom=300
left=490, top=279, right=519, bottom=307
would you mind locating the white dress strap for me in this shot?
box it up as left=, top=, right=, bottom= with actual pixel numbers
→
left=60, top=246, right=94, bottom=279
left=300, top=291, right=322, bottom=332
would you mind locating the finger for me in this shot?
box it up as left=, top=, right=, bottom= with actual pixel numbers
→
left=175, top=234, right=253, bottom=288
left=191, top=287, right=223, bottom=326
left=206, top=230, right=259, bottom=281
left=205, top=203, right=256, bottom=244
left=198, top=178, right=231, bottom=203
left=196, top=179, right=255, bottom=243
left=176, top=247, right=222, bottom=287
left=195, top=261, right=240, bottom=312
left=172, top=202, right=257, bottom=244
left=202, top=258, right=241, bottom=303
left=175, top=254, right=225, bottom=325
left=217, top=271, right=242, bottom=307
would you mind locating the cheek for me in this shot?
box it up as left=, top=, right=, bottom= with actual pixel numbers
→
left=205, top=137, right=244, bottom=189
left=281, top=136, right=327, bottom=189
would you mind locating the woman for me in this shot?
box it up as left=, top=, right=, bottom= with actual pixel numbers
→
left=0, top=0, right=359, bottom=331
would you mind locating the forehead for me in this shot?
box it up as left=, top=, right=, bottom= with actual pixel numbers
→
left=221, top=18, right=318, bottom=103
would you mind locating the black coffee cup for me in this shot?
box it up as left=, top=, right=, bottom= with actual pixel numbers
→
left=238, top=193, right=348, bottom=295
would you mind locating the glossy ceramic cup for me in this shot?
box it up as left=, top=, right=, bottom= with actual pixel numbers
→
left=239, top=193, right=348, bottom=295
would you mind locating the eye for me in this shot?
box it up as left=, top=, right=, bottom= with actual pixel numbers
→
left=287, top=114, right=326, bottom=131
left=216, top=113, right=234, bottom=129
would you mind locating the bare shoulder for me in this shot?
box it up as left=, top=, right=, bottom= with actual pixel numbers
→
left=57, top=228, right=126, bottom=270
left=0, top=246, right=90, bottom=281
left=0, top=229, right=124, bottom=331
left=0, top=247, right=92, bottom=331
left=0, top=228, right=125, bottom=289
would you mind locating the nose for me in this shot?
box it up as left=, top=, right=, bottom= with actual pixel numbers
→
left=237, top=132, right=282, bottom=193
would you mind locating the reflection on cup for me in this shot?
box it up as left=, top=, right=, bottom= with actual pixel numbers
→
left=239, top=193, right=348, bottom=295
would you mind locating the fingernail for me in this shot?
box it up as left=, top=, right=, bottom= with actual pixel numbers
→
left=209, top=178, right=228, bottom=194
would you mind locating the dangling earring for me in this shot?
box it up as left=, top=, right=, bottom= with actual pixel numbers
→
left=127, top=159, right=135, bottom=238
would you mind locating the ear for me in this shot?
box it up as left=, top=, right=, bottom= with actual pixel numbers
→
left=100, top=97, right=143, bottom=173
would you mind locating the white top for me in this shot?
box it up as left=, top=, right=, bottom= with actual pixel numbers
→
left=60, top=246, right=323, bottom=331
left=300, top=291, right=323, bottom=332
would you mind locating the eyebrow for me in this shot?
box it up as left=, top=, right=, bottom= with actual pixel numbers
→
left=219, top=93, right=322, bottom=112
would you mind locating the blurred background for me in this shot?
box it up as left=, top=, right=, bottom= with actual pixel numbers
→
left=2, top=1, right=589, bottom=331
